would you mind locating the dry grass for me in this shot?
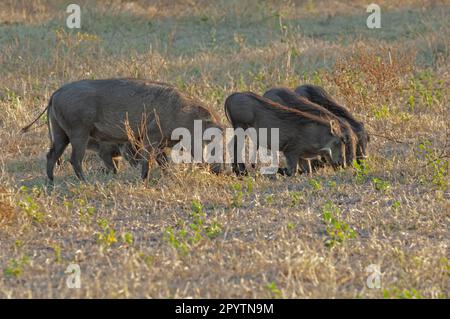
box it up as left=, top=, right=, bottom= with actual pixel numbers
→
left=0, top=0, right=449, bottom=298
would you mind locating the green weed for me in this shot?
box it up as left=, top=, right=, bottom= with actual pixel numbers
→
left=322, top=202, right=356, bottom=247
left=265, top=281, right=282, bottom=298
left=4, top=256, right=30, bottom=278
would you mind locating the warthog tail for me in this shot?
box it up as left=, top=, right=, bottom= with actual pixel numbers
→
left=20, top=95, right=53, bottom=133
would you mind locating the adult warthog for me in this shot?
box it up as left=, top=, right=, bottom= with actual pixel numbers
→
left=295, top=84, right=369, bottom=161
left=263, top=87, right=357, bottom=173
left=22, top=79, right=222, bottom=184
left=224, top=92, right=346, bottom=176
left=85, top=139, right=140, bottom=173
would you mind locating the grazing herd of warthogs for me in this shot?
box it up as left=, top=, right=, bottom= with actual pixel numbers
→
left=21, top=78, right=369, bottom=185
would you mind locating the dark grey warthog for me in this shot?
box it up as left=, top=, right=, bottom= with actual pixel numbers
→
left=263, top=87, right=357, bottom=173
left=22, top=79, right=222, bottom=184
left=224, top=92, right=346, bottom=176
left=295, top=84, right=369, bottom=161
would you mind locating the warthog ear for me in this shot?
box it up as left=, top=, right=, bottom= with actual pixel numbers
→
left=319, top=147, right=332, bottom=160
left=329, top=120, right=340, bottom=136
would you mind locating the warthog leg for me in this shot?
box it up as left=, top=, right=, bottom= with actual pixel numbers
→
left=97, top=146, right=120, bottom=174
left=232, top=134, right=247, bottom=176
left=86, top=139, right=121, bottom=174
left=298, top=158, right=324, bottom=174
left=46, top=120, right=69, bottom=184
left=68, top=130, right=89, bottom=182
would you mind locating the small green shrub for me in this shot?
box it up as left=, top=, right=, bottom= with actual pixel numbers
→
left=372, top=178, right=391, bottom=193
left=206, top=221, right=222, bottom=239
left=122, top=232, right=134, bottom=245
left=96, top=218, right=118, bottom=247
left=4, top=256, right=30, bottom=278
left=265, top=281, right=282, bottom=299
left=290, top=191, right=302, bottom=207
left=231, top=179, right=254, bottom=208
left=74, top=198, right=96, bottom=224
left=308, top=178, right=322, bottom=190
left=373, top=104, right=390, bottom=120
left=163, top=200, right=222, bottom=255
left=231, top=183, right=244, bottom=208
left=265, top=194, right=274, bottom=205
left=18, top=186, right=45, bottom=223
left=52, top=244, right=62, bottom=263
left=419, top=140, right=448, bottom=190
left=322, top=202, right=356, bottom=247
left=353, top=159, right=370, bottom=184
left=383, top=287, right=423, bottom=299
left=391, top=200, right=401, bottom=211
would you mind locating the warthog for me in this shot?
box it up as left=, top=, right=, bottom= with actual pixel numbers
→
left=263, top=87, right=357, bottom=173
left=224, top=92, right=346, bottom=176
left=22, top=79, right=222, bottom=184
left=295, top=84, right=369, bottom=161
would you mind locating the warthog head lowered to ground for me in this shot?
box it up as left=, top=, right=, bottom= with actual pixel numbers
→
left=263, top=87, right=357, bottom=171
left=295, top=84, right=370, bottom=161
left=22, top=79, right=222, bottom=184
left=224, top=92, right=346, bottom=176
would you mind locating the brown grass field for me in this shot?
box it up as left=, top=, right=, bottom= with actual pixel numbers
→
left=0, top=0, right=448, bottom=298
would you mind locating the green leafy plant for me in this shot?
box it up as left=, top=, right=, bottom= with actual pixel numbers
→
left=308, top=178, right=322, bottom=190
left=205, top=221, right=222, bottom=239
left=164, top=226, right=189, bottom=255
left=4, top=256, right=30, bottom=278
left=353, top=159, right=370, bottom=184
left=327, top=181, right=337, bottom=189
left=245, top=177, right=254, bottom=194
left=52, top=244, right=62, bottom=263
left=74, top=198, right=96, bottom=224
left=14, top=240, right=24, bottom=249
left=383, top=287, right=423, bottom=299
left=419, top=140, right=449, bottom=190
left=4, top=88, right=22, bottom=110
left=266, top=281, right=282, bottom=298
left=138, top=253, right=154, bottom=267
left=189, top=199, right=206, bottom=244
left=231, top=179, right=254, bottom=208
left=231, top=183, right=244, bottom=208
left=408, top=71, right=442, bottom=109
left=322, top=202, right=356, bottom=247
left=391, top=200, right=401, bottom=211
left=373, top=104, right=390, bottom=120
left=18, top=186, right=45, bottom=223
left=96, top=218, right=118, bottom=247
left=265, top=194, right=274, bottom=205
left=163, top=200, right=222, bottom=255
left=372, top=177, right=391, bottom=193
left=290, top=191, right=302, bottom=206
left=122, top=232, right=134, bottom=245
left=407, top=94, right=415, bottom=112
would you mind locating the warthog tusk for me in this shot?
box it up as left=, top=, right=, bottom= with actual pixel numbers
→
left=319, top=147, right=332, bottom=159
